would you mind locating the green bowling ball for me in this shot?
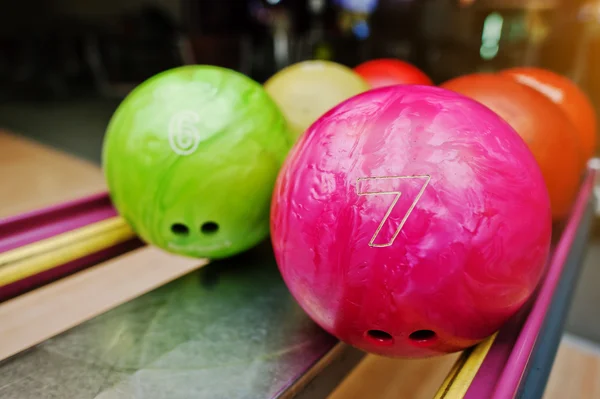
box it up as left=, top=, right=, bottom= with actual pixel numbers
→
left=102, top=65, right=294, bottom=259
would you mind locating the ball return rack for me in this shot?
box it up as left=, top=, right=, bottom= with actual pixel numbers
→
left=0, top=161, right=597, bottom=399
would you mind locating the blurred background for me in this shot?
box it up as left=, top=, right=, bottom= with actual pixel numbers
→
left=1, top=0, right=600, bottom=343
left=3, top=0, right=600, bottom=103
left=2, top=0, right=600, bottom=138
left=2, top=0, right=600, bottom=147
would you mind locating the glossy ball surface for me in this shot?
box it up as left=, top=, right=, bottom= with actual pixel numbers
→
left=271, top=85, right=552, bottom=358
left=264, top=60, right=369, bottom=138
left=442, top=73, right=582, bottom=220
left=103, top=65, right=294, bottom=259
left=502, top=67, right=597, bottom=160
left=354, top=58, right=433, bottom=88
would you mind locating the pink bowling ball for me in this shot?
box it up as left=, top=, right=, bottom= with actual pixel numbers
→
left=270, top=85, right=552, bottom=358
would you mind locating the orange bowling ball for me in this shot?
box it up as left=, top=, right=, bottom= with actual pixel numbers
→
left=354, top=59, right=433, bottom=88
left=501, top=67, right=597, bottom=160
left=441, top=73, right=582, bottom=220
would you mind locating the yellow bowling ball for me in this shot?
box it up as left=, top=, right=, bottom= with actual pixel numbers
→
left=265, top=60, right=370, bottom=139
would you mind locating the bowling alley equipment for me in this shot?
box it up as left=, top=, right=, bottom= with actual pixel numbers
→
left=502, top=67, right=598, bottom=160
left=1, top=161, right=596, bottom=396
left=0, top=62, right=598, bottom=397
left=264, top=60, right=370, bottom=138
left=354, top=58, right=433, bottom=88
left=271, top=84, right=552, bottom=358
left=103, top=65, right=294, bottom=259
left=441, top=73, right=583, bottom=221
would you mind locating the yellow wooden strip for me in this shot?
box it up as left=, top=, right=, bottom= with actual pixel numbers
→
left=434, top=332, right=498, bottom=399
left=0, top=246, right=207, bottom=361
left=0, top=216, right=128, bottom=266
left=435, top=349, right=472, bottom=398
left=0, top=221, right=136, bottom=287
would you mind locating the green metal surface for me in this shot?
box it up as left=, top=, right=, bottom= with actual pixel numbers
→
left=0, top=243, right=338, bottom=399
left=102, top=65, right=294, bottom=259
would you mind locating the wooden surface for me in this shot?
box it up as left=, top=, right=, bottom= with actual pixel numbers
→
left=544, top=335, right=600, bottom=399
left=0, top=246, right=205, bottom=362
left=0, top=130, right=106, bottom=219
left=2, top=131, right=600, bottom=398
left=329, top=353, right=459, bottom=399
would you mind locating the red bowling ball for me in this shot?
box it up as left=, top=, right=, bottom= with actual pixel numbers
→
left=354, top=58, right=433, bottom=88
left=271, top=85, right=552, bottom=358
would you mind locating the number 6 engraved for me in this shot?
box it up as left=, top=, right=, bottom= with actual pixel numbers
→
left=169, top=110, right=201, bottom=156
left=357, top=175, right=431, bottom=248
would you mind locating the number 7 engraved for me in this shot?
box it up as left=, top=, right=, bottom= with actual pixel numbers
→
left=357, top=175, right=431, bottom=248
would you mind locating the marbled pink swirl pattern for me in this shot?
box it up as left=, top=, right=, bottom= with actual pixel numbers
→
left=271, top=85, right=552, bottom=358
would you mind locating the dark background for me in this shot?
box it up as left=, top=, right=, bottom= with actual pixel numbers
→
left=0, top=0, right=598, bottom=103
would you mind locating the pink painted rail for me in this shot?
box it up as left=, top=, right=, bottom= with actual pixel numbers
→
left=0, top=192, right=117, bottom=253
left=0, top=192, right=143, bottom=301
left=463, top=164, right=597, bottom=399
